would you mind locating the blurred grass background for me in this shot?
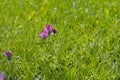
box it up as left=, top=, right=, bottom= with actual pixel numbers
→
left=0, top=0, right=120, bottom=80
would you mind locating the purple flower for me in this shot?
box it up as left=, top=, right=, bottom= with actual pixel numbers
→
left=39, top=29, right=49, bottom=39
left=0, top=72, right=5, bottom=80
left=39, top=24, right=57, bottom=39
left=4, top=50, right=12, bottom=57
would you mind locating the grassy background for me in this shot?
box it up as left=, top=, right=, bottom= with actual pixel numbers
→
left=0, top=0, right=120, bottom=80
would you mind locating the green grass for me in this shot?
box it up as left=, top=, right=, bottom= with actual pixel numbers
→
left=0, top=0, right=120, bottom=80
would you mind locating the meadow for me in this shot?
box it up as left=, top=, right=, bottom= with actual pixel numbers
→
left=0, top=0, right=120, bottom=80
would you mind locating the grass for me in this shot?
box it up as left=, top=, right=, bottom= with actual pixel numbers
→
left=0, top=0, right=120, bottom=80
